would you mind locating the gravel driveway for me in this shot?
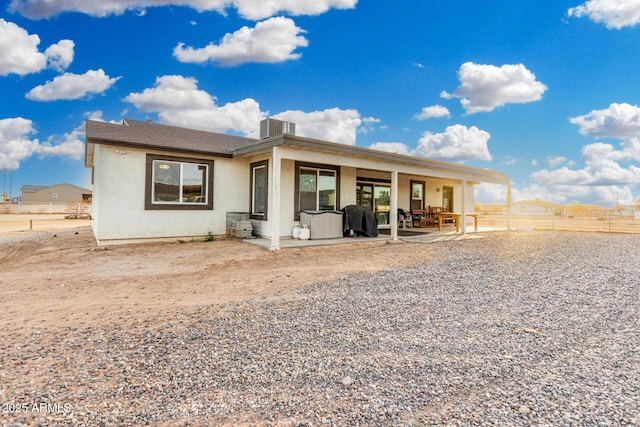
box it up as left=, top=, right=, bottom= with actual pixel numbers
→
left=2, top=231, right=639, bottom=426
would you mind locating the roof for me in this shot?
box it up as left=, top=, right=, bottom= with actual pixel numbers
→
left=20, top=183, right=92, bottom=194
left=84, top=118, right=510, bottom=186
left=20, top=185, right=48, bottom=193
left=85, top=119, right=257, bottom=167
left=234, top=133, right=511, bottom=186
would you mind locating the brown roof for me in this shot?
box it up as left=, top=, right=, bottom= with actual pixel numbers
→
left=85, top=119, right=257, bottom=157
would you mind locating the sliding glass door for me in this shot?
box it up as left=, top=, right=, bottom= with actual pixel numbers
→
left=356, top=182, right=390, bottom=227
left=374, top=185, right=391, bottom=225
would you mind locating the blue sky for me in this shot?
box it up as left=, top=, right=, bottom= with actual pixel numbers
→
left=1, top=0, right=640, bottom=205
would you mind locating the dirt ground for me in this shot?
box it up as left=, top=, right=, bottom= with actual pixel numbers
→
left=0, top=215, right=441, bottom=336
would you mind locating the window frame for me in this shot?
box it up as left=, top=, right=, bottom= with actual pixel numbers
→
left=145, top=154, right=214, bottom=210
left=410, top=180, right=425, bottom=211
left=294, top=161, right=340, bottom=220
left=250, top=159, right=268, bottom=220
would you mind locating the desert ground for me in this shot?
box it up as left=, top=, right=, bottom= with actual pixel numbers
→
left=0, top=215, right=439, bottom=334
left=1, top=215, right=638, bottom=426
left=0, top=212, right=637, bottom=333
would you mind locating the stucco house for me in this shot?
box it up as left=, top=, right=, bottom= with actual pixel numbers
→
left=19, top=183, right=92, bottom=203
left=85, top=118, right=511, bottom=247
left=511, top=199, right=561, bottom=216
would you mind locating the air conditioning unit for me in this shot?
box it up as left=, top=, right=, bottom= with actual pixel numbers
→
left=260, top=118, right=296, bottom=139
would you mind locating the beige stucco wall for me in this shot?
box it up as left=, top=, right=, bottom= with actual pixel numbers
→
left=92, top=145, right=250, bottom=244
left=340, top=166, right=357, bottom=207
left=91, top=141, right=481, bottom=244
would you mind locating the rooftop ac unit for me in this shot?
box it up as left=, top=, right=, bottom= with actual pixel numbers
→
left=260, top=118, right=296, bottom=139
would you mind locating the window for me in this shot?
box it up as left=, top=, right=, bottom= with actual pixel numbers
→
left=145, top=154, right=213, bottom=210
left=250, top=160, right=268, bottom=220
left=410, top=180, right=424, bottom=211
left=294, top=162, right=339, bottom=219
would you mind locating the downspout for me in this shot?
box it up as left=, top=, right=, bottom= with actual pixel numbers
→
left=270, top=146, right=281, bottom=251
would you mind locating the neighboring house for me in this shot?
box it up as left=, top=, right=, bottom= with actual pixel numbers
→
left=85, top=118, right=511, bottom=247
left=20, top=183, right=92, bottom=204
left=511, top=199, right=561, bottom=216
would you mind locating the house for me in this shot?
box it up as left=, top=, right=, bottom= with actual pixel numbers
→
left=84, top=118, right=511, bottom=247
left=511, top=199, right=561, bottom=216
left=19, top=183, right=92, bottom=204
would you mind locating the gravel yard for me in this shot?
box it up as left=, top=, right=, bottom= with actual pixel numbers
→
left=1, top=231, right=639, bottom=426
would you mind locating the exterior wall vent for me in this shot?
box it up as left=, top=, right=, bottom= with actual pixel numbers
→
left=260, top=118, right=296, bottom=139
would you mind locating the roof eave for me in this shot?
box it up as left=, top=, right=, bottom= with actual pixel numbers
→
left=233, top=134, right=511, bottom=185
left=85, top=137, right=234, bottom=159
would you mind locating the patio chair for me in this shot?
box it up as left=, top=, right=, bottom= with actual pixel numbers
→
left=398, top=209, right=412, bottom=229
left=412, top=209, right=432, bottom=227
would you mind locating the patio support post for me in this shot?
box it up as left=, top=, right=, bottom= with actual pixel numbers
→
left=390, top=170, right=398, bottom=240
left=270, top=146, right=282, bottom=251
left=461, top=179, right=467, bottom=233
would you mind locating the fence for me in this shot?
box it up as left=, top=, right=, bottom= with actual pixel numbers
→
left=3, top=201, right=638, bottom=234
left=0, top=201, right=92, bottom=216
left=476, top=204, right=640, bottom=234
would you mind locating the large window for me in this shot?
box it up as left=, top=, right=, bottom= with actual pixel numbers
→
left=250, top=160, right=268, bottom=220
left=145, top=154, right=214, bottom=210
left=295, top=162, right=339, bottom=218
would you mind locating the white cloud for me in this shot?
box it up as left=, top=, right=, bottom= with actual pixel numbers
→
left=414, top=105, right=451, bottom=120
left=530, top=159, right=539, bottom=166
left=124, top=75, right=213, bottom=110
left=368, top=142, right=410, bottom=155
left=529, top=105, right=640, bottom=204
left=44, top=39, right=75, bottom=72
left=26, top=69, right=121, bottom=101
left=546, top=156, right=567, bottom=168
left=514, top=182, right=634, bottom=205
left=124, top=75, right=364, bottom=142
left=441, top=62, right=548, bottom=114
left=475, top=183, right=511, bottom=204
left=569, top=103, right=640, bottom=138
left=0, top=117, right=86, bottom=170
left=358, top=116, right=382, bottom=134
left=0, top=19, right=74, bottom=76
left=124, top=75, right=267, bottom=135
left=413, top=124, right=493, bottom=162
left=8, top=0, right=358, bottom=20
left=274, top=108, right=362, bottom=145
left=232, top=0, right=358, bottom=20
left=528, top=139, right=640, bottom=203
left=0, top=117, right=40, bottom=170
left=504, top=156, right=518, bottom=165
left=38, top=123, right=85, bottom=160
left=568, top=0, right=640, bottom=29
left=478, top=179, right=636, bottom=206
left=174, top=17, right=308, bottom=67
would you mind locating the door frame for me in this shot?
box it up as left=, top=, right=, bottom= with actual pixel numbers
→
left=356, top=178, right=391, bottom=229
left=442, top=186, right=454, bottom=212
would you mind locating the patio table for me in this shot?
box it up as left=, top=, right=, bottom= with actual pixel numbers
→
left=437, top=212, right=479, bottom=232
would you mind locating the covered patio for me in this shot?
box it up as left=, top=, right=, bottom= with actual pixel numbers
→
left=234, top=132, right=512, bottom=251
